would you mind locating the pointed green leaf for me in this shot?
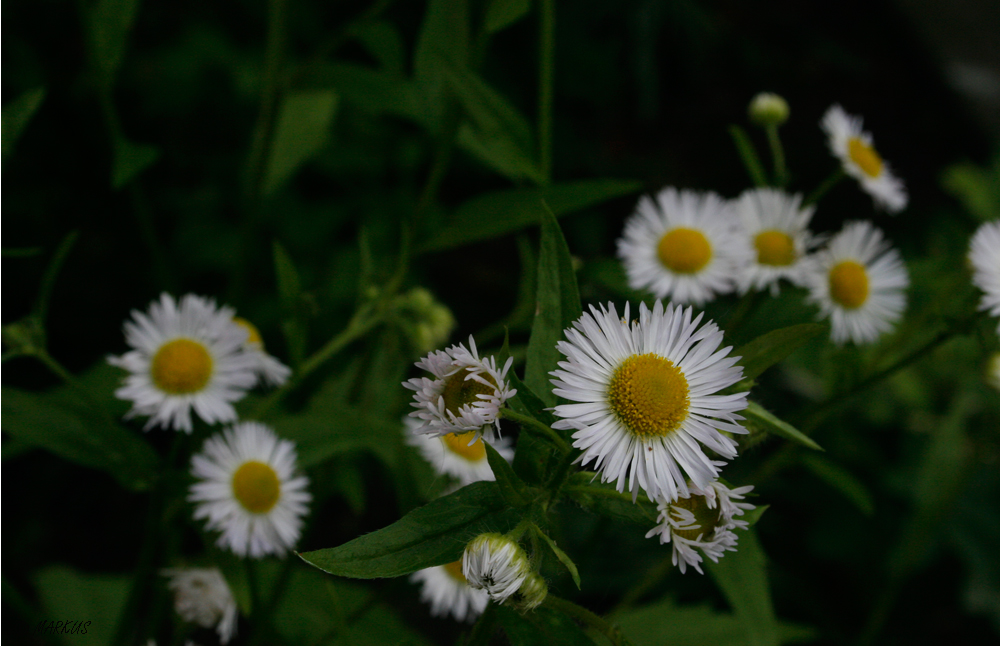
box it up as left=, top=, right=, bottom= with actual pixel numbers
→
left=801, top=454, right=874, bottom=516
left=706, top=529, right=779, bottom=646
left=262, top=90, right=339, bottom=196
left=485, top=440, right=531, bottom=506
left=484, top=0, right=532, bottom=33
left=272, top=241, right=307, bottom=367
left=744, top=402, right=823, bottom=451
left=112, top=136, right=159, bottom=188
left=733, top=323, right=825, bottom=382
left=532, top=525, right=581, bottom=589
left=2, top=87, right=45, bottom=162
left=497, top=605, right=597, bottom=646
left=87, top=0, right=143, bottom=88
left=33, top=566, right=130, bottom=646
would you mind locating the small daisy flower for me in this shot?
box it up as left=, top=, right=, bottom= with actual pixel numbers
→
left=189, top=421, right=311, bottom=558
left=821, top=105, right=907, bottom=213
left=463, top=533, right=544, bottom=607
left=550, top=301, right=749, bottom=503
left=805, top=221, right=909, bottom=345
left=410, top=560, right=489, bottom=622
left=404, top=417, right=514, bottom=486
left=108, top=293, right=258, bottom=432
left=734, top=188, right=821, bottom=295
left=969, top=220, right=1000, bottom=332
left=162, top=567, right=238, bottom=644
left=403, top=337, right=516, bottom=443
left=618, top=188, right=753, bottom=306
left=232, top=317, right=291, bottom=387
left=645, top=481, right=755, bottom=574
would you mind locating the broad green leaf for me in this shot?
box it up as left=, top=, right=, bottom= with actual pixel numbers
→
left=706, top=529, right=780, bottom=646
left=743, top=402, right=823, bottom=451
left=457, top=122, right=544, bottom=185
left=497, top=605, right=597, bottom=646
left=485, top=440, right=531, bottom=506
left=413, top=0, right=469, bottom=130
left=87, top=0, right=143, bottom=88
left=298, top=61, right=429, bottom=128
left=269, top=406, right=400, bottom=469
left=272, top=241, right=307, bottom=367
left=2, top=87, right=45, bottom=162
left=800, top=454, right=874, bottom=516
left=485, top=0, right=532, bottom=33
left=512, top=425, right=558, bottom=486
left=732, top=323, right=825, bottom=382
left=563, top=473, right=660, bottom=526
left=299, top=481, right=520, bottom=578
left=941, top=157, right=1000, bottom=223
left=742, top=504, right=769, bottom=527
left=419, top=179, right=642, bottom=253
left=111, top=136, right=159, bottom=188
left=33, top=566, right=130, bottom=646
left=533, top=526, right=581, bottom=588
left=262, top=90, right=339, bottom=195
left=525, top=202, right=582, bottom=406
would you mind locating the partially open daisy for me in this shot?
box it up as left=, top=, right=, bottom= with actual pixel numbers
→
left=410, top=560, right=489, bottom=622
left=404, top=417, right=514, bottom=486
left=969, top=220, right=1000, bottom=332
left=403, top=337, right=516, bottom=443
left=189, top=421, right=311, bottom=558
left=645, top=481, right=755, bottom=574
left=108, top=293, right=258, bottom=432
left=232, top=317, right=291, bottom=387
left=734, top=188, right=820, bottom=295
left=550, top=301, right=749, bottom=503
left=162, top=567, right=238, bottom=643
left=805, top=221, right=909, bottom=345
left=617, top=188, right=752, bottom=305
left=463, top=533, right=547, bottom=610
left=821, top=105, right=907, bottom=213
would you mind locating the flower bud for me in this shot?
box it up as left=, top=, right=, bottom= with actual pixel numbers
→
left=395, top=287, right=456, bottom=354
left=509, top=572, right=548, bottom=611
left=462, top=533, right=533, bottom=605
left=748, top=92, right=789, bottom=127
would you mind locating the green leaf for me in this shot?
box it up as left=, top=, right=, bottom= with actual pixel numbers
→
left=348, top=20, right=405, bottom=76
left=485, top=440, right=531, bottom=506
left=262, top=90, right=339, bottom=196
left=33, top=566, right=130, bottom=646
left=419, top=179, right=642, bottom=253
left=299, top=481, right=520, bottom=579
left=485, top=0, right=532, bottom=33
left=87, top=0, right=143, bottom=88
left=563, top=473, right=660, bottom=526
left=742, top=504, right=769, bottom=528
left=111, top=136, right=159, bottom=188
left=706, top=529, right=780, bottom=646
left=941, top=156, right=1000, bottom=223
left=413, top=0, right=469, bottom=130
left=298, top=61, right=430, bottom=128
left=743, top=402, right=823, bottom=451
left=272, top=241, right=307, bottom=367
left=270, top=406, right=400, bottom=470
left=733, top=324, right=825, bottom=382
left=457, top=122, right=543, bottom=185
left=800, top=454, right=874, bottom=516
left=497, top=605, right=597, bottom=646
left=525, top=202, right=582, bottom=406
left=532, top=525, right=581, bottom=589
left=2, top=87, right=45, bottom=163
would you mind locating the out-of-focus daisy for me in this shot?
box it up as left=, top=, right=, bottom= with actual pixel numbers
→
left=403, top=337, right=515, bottom=443
left=161, top=567, right=238, bottom=644
left=108, top=294, right=258, bottom=432
left=189, top=421, right=311, bottom=558
left=403, top=417, right=514, bottom=486
left=410, top=560, right=488, bottom=622
left=805, top=221, right=909, bottom=345
left=617, top=188, right=752, bottom=306
left=734, top=188, right=820, bottom=295
left=969, top=220, right=1000, bottom=332
left=463, top=533, right=546, bottom=610
left=550, top=301, right=748, bottom=503
left=821, top=105, right=907, bottom=213
left=233, top=317, right=291, bottom=387
left=645, top=481, right=755, bottom=574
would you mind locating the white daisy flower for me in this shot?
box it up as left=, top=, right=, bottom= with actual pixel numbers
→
left=805, top=221, right=909, bottom=345
left=410, top=560, right=489, bottom=622
left=645, top=481, right=755, bottom=574
left=734, top=188, right=821, bottom=295
left=107, top=293, right=258, bottom=432
left=617, top=187, right=752, bottom=305
left=403, top=417, right=514, bottom=487
left=189, top=421, right=311, bottom=558
left=550, top=300, right=749, bottom=503
left=969, top=220, right=1000, bottom=332
left=161, top=567, right=238, bottom=644
left=463, top=533, right=546, bottom=609
left=821, top=105, right=907, bottom=213
left=232, top=317, right=292, bottom=387
left=403, top=336, right=516, bottom=443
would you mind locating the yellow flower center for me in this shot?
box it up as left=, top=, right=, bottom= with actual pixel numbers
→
left=231, top=460, right=281, bottom=514
left=828, top=260, right=869, bottom=309
left=233, top=317, right=263, bottom=347
left=754, top=230, right=797, bottom=267
left=607, top=353, right=690, bottom=438
left=443, top=559, right=467, bottom=583
left=442, top=431, right=487, bottom=462
left=657, top=228, right=712, bottom=274
left=441, top=370, right=497, bottom=417
left=847, top=137, right=883, bottom=178
left=671, top=494, right=722, bottom=541
left=150, top=338, right=213, bottom=394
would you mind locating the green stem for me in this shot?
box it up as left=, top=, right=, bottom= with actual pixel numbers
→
left=765, top=124, right=787, bottom=187
left=500, top=408, right=571, bottom=454
left=729, top=125, right=767, bottom=188
left=34, top=231, right=79, bottom=326
left=543, top=595, right=635, bottom=646
left=804, top=168, right=846, bottom=206
left=538, top=0, right=555, bottom=184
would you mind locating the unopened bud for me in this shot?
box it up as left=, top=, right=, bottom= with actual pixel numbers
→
left=748, top=92, right=789, bottom=127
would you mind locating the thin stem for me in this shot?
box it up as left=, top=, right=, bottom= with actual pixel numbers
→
left=543, top=595, right=635, bottom=646
left=34, top=231, right=79, bottom=326
left=500, top=408, right=571, bottom=454
left=765, top=124, right=787, bottom=187
left=538, top=0, right=555, bottom=184
left=804, top=168, right=846, bottom=206
left=729, top=125, right=767, bottom=188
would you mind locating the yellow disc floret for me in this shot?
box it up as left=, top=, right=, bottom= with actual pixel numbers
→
left=232, top=460, right=281, bottom=514
left=848, top=137, right=883, bottom=178
left=151, top=338, right=213, bottom=394
left=671, top=494, right=722, bottom=541
left=233, top=317, right=263, bottom=347
left=441, top=370, right=497, bottom=417
left=442, top=431, right=487, bottom=462
left=754, top=230, right=797, bottom=267
left=607, top=353, right=690, bottom=438
left=828, top=260, right=870, bottom=309
left=443, top=559, right=467, bottom=582
left=657, top=228, right=713, bottom=274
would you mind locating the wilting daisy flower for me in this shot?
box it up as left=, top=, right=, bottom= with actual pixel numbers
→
left=618, top=188, right=752, bottom=305
left=108, top=294, right=258, bottom=432
left=162, top=567, right=238, bottom=644
left=233, top=317, right=291, bottom=387
left=805, top=221, right=909, bottom=345
left=550, top=301, right=748, bottom=503
left=821, top=105, right=907, bottom=213
left=404, top=417, right=514, bottom=486
left=463, top=533, right=546, bottom=609
left=189, top=421, right=311, bottom=558
left=734, top=188, right=820, bottom=295
left=403, top=337, right=516, bottom=443
left=645, top=481, right=755, bottom=574
left=969, top=220, right=1000, bottom=332
left=410, top=560, right=489, bottom=622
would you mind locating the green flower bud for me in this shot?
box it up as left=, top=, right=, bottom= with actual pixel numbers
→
left=748, top=92, right=789, bottom=127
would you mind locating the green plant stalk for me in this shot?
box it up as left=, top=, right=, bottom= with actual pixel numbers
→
left=500, top=408, right=572, bottom=454
left=34, top=231, right=79, bottom=326
left=804, top=167, right=846, bottom=206
left=538, top=0, right=556, bottom=184
left=765, top=124, right=787, bottom=187
left=729, top=125, right=767, bottom=187
left=543, top=595, right=635, bottom=646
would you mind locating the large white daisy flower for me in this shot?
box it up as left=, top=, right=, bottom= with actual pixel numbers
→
left=233, top=317, right=291, bottom=387
left=107, top=293, right=258, bottom=432
left=617, top=188, right=752, bottom=305
left=161, top=567, right=238, bottom=644
left=403, top=417, right=514, bottom=487
left=734, top=188, right=821, bottom=295
left=969, top=220, right=1000, bottom=332
left=189, top=421, right=311, bottom=558
left=410, top=560, right=489, bottom=622
left=821, top=105, right=907, bottom=213
left=403, top=336, right=516, bottom=443
left=550, top=301, right=749, bottom=503
left=645, top=481, right=755, bottom=574
left=805, top=221, right=909, bottom=345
